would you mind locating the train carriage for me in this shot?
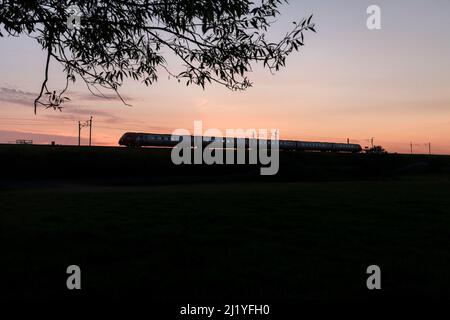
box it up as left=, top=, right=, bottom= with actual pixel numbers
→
left=119, top=132, right=362, bottom=153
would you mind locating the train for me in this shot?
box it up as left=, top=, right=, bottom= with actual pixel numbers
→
left=119, top=132, right=363, bottom=153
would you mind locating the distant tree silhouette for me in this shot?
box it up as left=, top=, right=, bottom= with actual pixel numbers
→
left=0, top=0, right=315, bottom=113
left=365, top=146, right=388, bottom=154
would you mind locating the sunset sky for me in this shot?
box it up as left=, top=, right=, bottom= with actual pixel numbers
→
left=1, top=0, right=450, bottom=154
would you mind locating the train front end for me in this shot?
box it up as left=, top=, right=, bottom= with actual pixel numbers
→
left=119, top=132, right=140, bottom=147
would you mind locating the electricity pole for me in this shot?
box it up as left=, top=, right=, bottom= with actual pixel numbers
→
left=371, top=137, right=374, bottom=148
left=89, top=116, right=93, bottom=146
left=78, top=117, right=93, bottom=146
left=78, top=121, right=81, bottom=146
left=428, top=142, right=431, bottom=155
left=410, top=142, right=413, bottom=154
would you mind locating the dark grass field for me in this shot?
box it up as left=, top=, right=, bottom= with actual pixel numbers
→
left=1, top=145, right=450, bottom=300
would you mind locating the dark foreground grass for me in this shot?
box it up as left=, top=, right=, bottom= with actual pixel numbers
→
left=2, top=180, right=450, bottom=300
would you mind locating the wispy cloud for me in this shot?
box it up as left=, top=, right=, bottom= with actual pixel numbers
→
left=0, top=86, right=136, bottom=105
left=0, top=85, right=125, bottom=123
left=0, top=86, right=36, bottom=106
left=43, top=107, right=122, bottom=123
left=70, top=91, right=136, bottom=103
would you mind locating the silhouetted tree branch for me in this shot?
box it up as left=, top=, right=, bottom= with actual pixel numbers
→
left=0, top=0, right=316, bottom=113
